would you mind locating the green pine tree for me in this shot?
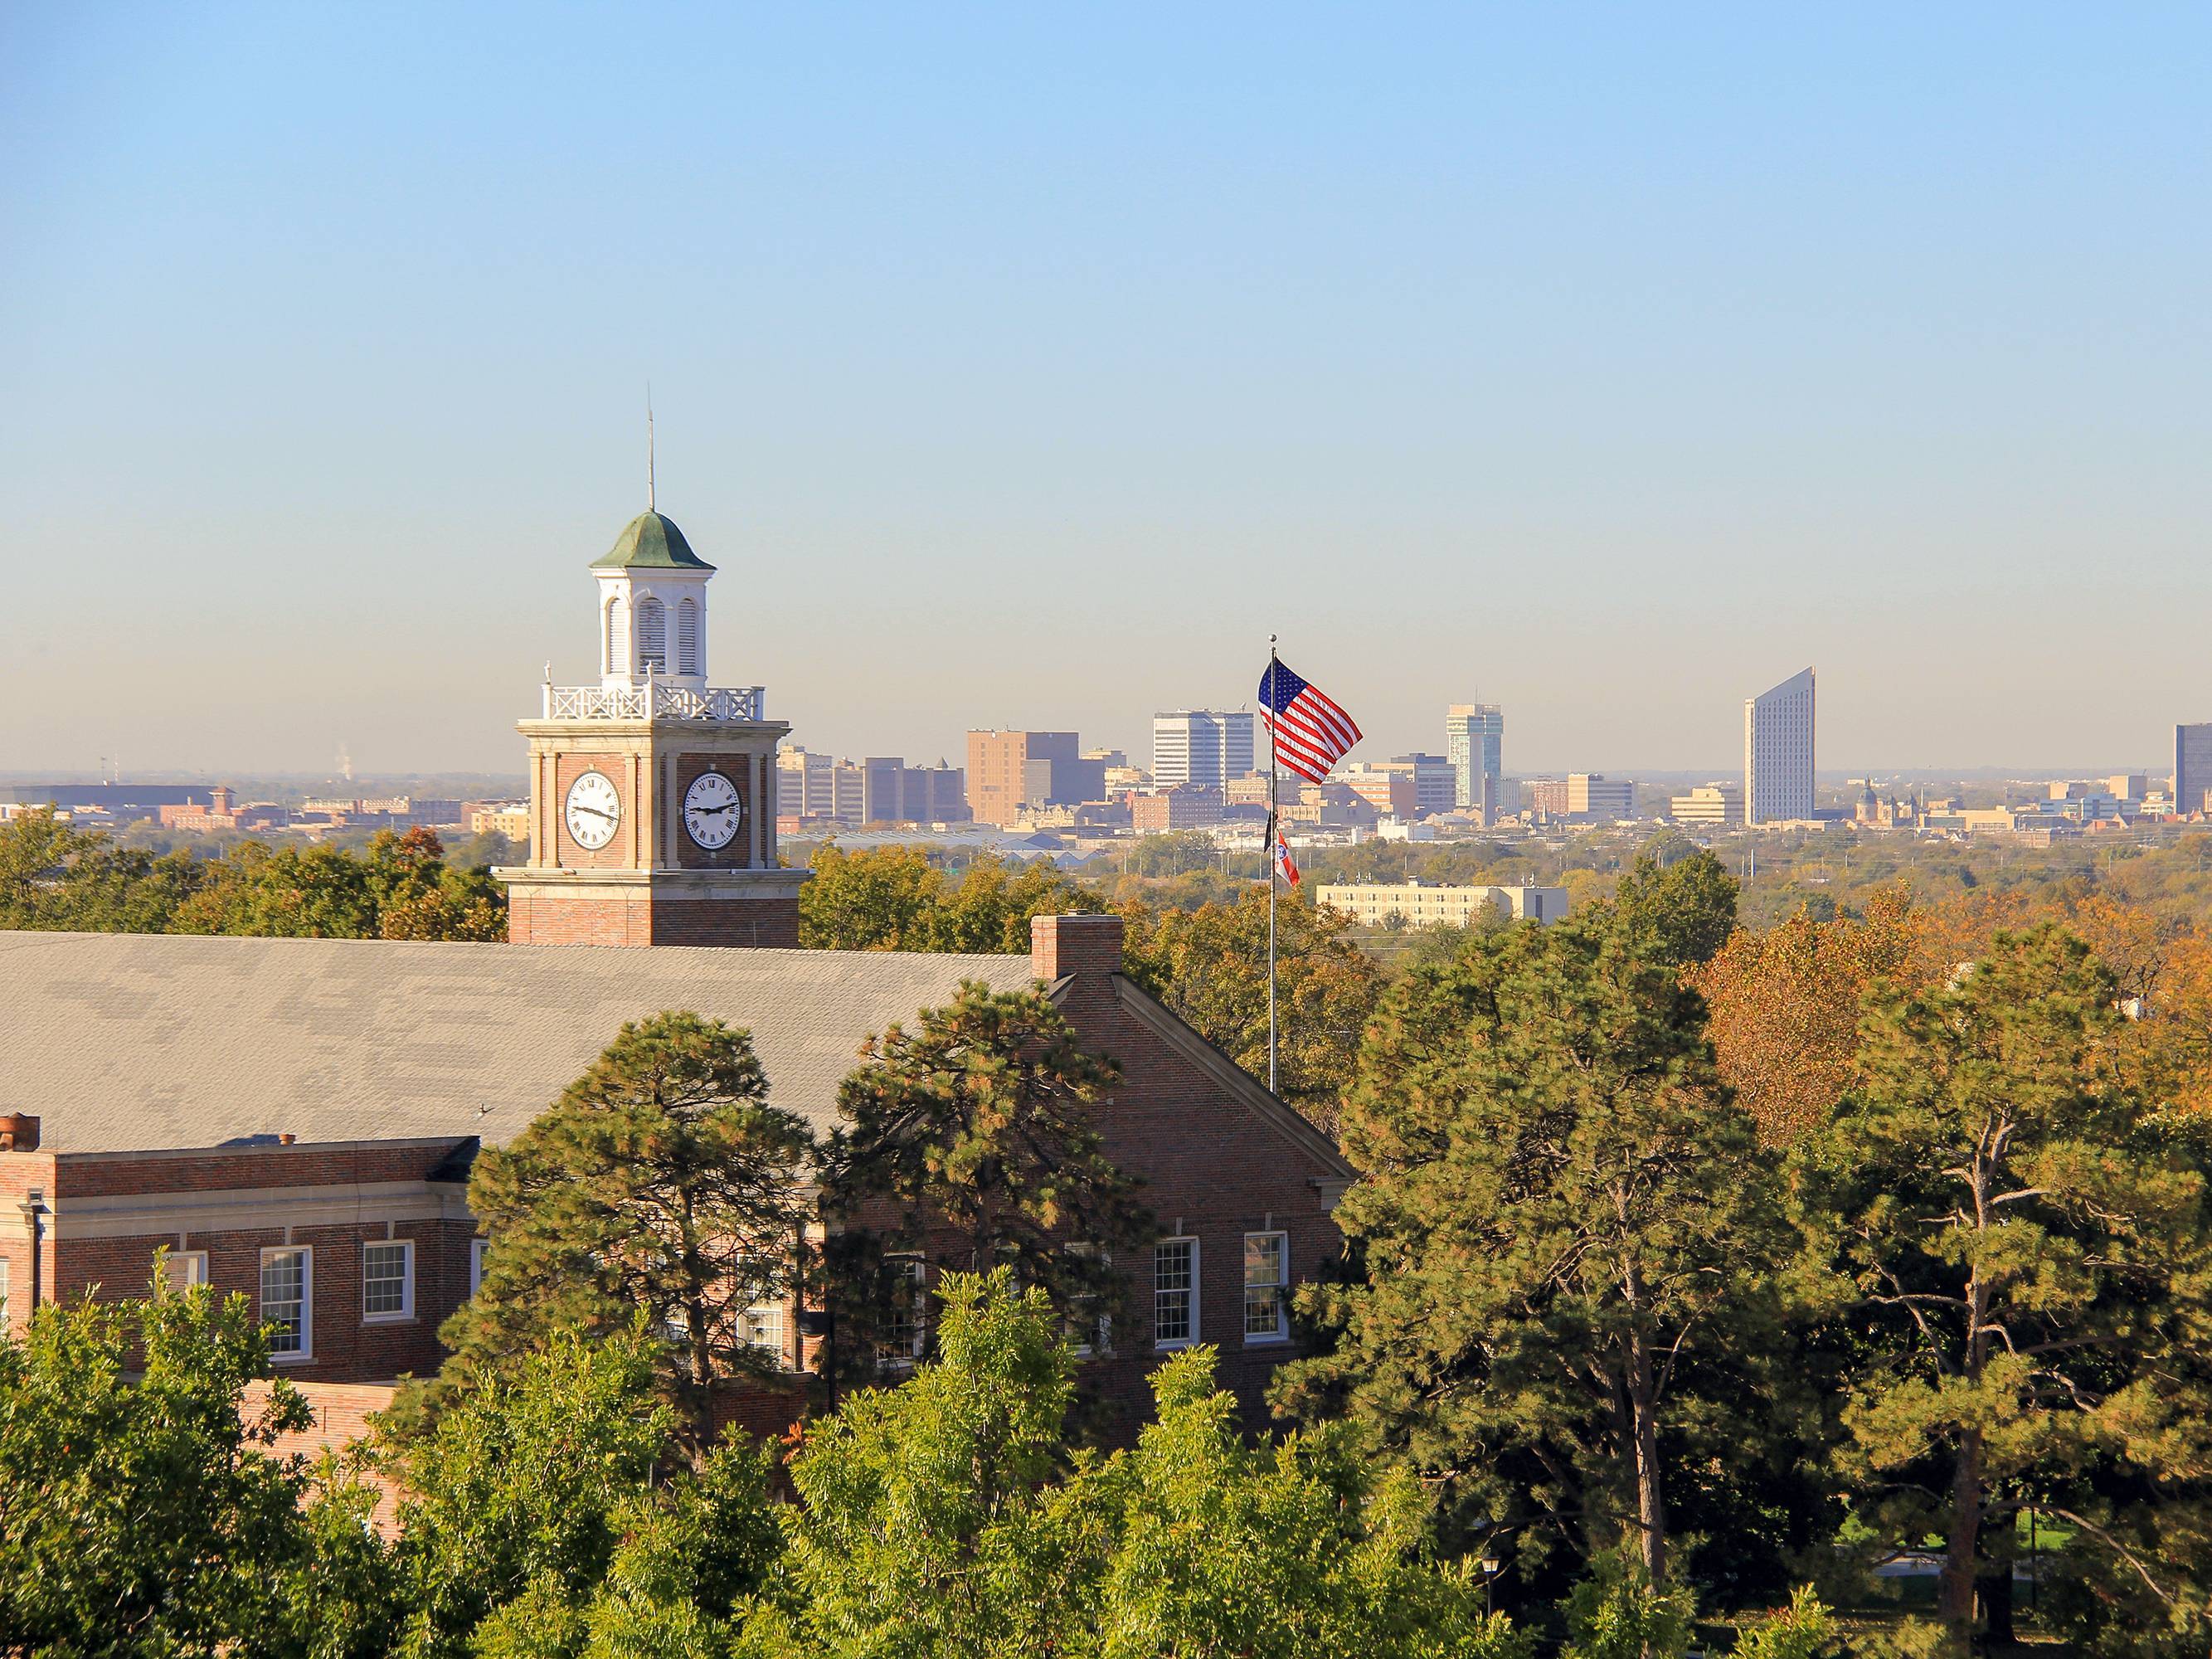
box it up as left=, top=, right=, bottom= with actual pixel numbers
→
left=1796, top=925, right=2212, bottom=1651
left=1278, top=916, right=1789, bottom=1594
left=440, top=1011, right=817, bottom=1450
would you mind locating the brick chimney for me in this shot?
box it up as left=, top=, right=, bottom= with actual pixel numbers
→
left=1030, top=912, right=1125, bottom=983
left=0, top=1113, right=40, bottom=1152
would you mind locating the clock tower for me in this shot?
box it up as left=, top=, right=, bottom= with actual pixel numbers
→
left=497, top=507, right=806, bottom=947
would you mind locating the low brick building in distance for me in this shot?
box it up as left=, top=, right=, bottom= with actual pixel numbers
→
left=0, top=914, right=1350, bottom=1438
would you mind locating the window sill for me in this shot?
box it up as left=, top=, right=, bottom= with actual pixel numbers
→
left=1243, top=1332, right=1291, bottom=1347
left=1153, top=1339, right=1198, bottom=1353
left=362, top=1313, right=416, bottom=1326
left=269, top=1350, right=315, bottom=1365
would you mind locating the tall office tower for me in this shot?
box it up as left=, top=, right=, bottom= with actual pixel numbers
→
left=2175, top=724, right=2212, bottom=817
left=965, top=732, right=1105, bottom=825
left=1445, top=704, right=1505, bottom=810
left=1744, top=669, right=1816, bottom=825
left=1152, top=710, right=1257, bottom=790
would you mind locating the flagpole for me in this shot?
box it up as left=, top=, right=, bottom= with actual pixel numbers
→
left=1266, top=635, right=1279, bottom=1097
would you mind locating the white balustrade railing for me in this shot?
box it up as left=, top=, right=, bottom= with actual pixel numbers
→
left=542, top=683, right=766, bottom=722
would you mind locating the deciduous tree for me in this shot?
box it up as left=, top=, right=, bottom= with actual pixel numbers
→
left=0, top=1270, right=393, bottom=1658
left=1694, top=888, right=1916, bottom=1145
left=1121, top=888, right=1383, bottom=1133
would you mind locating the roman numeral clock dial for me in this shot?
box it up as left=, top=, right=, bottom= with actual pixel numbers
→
left=562, top=770, right=622, bottom=851
left=683, top=771, right=743, bottom=850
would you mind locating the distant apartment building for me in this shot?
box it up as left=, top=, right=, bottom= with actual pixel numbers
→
left=1389, top=753, right=1456, bottom=817
left=1523, top=777, right=1571, bottom=818
left=1445, top=704, right=1504, bottom=811
left=1151, top=713, right=1255, bottom=791
left=1225, top=771, right=1299, bottom=809
left=1670, top=783, right=1743, bottom=825
left=2175, top=724, right=2212, bottom=818
left=1334, top=763, right=1417, bottom=820
left=859, top=758, right=970, bottom=825
left=2107, top=773, right=2149, bottom=801
left=1568, top=774, right=1635, bottom=821
left=1745, top=669, right=1816, bottom=825
left=157, top=787, right=289, bottom=834
left=1315, top=879, right=1570, bottom=929
left=965, top=732, right=1106, bottom=827
left=1129, top=784, right=1225, bottom=833
left=776, top=747, right=863, bottom=826
left=1524, top=776, right=1631, bottom=821
left=469, top=802, right=532, bottom=843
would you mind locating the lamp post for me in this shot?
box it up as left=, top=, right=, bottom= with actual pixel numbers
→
left=1479, top=1557, right=1501, bottom=1619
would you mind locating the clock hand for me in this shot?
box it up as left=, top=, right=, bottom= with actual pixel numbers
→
left=571, top=804, right=615, bottom=820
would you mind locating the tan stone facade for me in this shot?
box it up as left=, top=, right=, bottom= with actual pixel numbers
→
left=499, top=718, right=807, bottom=948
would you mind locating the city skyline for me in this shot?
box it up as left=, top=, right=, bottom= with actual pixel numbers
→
left=7, top=7, right=2210, bottom=775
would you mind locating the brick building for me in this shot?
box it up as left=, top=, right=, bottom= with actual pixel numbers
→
left=0, top=500, right=1354, bottom=1447
left=0, top=915, right=1350, bottom=1434
left=965, top=732, right=1106, bottom=827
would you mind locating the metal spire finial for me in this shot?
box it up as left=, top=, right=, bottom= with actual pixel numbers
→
left=647, top=384, right=656, bottom=511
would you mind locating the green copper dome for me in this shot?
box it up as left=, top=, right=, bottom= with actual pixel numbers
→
left=591, top=510, right=716, bottom=572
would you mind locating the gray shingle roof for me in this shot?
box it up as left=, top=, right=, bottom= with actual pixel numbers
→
left=2, top=932, right=1033, bottom=1155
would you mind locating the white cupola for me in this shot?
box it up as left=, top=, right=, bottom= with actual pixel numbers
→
left=591, top=510, right=715, bottom=690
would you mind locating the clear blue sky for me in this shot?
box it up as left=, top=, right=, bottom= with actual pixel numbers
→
left=3, top=4, right=2207, bottom=777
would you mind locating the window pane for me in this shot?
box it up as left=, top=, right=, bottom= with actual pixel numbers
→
left=1244, top=1233, right=1288, bottom=1340
left=364, top=1243, right=410, bottom=1316
left=1155, top=1239, right=1194, bottom=1345
left=879, top=1257, right=926, bottom=1364
left=261, top=1251, right=307, bottom=1354
left=1243, top=1233, right=1285, bottom=1288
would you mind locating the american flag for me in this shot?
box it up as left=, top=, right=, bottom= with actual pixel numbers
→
left=1273, top=828, right=1301, bottom=888
left=1257, top=657, right=1363, bottom=785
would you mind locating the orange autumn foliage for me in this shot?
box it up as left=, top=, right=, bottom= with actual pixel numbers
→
left=1699, top=882, right=2212, bottom=1144
left=1694, top=886, right=1918, bottom=1146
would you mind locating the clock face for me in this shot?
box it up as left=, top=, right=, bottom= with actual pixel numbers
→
left=563, top=770, right=622, bottom=851
left=683, top=771, right=743, bottom=850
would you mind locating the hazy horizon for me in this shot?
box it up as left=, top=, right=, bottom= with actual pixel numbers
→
left=6, top=6, right=2209, bottom=776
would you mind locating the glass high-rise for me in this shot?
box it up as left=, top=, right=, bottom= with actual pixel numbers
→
left=1744, top=669, right=1816, bottom=825
left=1445, top=704, right=1504, bottom=810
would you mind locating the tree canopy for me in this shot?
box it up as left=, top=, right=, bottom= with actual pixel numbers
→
left=1280, top=912, right=1789, bottom=1594
left=1119, top=888, right=1383, bottom=1135
left=1796, top=926, right=2212, bottom=1647
left=797, top=845, right=1087, bottom=952
left=443, top=1010, right=817, bottom=1447
left=0, top=810, right=506, bottom=941
left=822, top=982, right=1152, bottom=1379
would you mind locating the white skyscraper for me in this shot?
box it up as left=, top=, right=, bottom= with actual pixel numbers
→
left=1744, top=669, right=1816, bottom=825
left=1444, top=703, right=1504, bottom=810
left=1152, top=710, right=1257, bottom=790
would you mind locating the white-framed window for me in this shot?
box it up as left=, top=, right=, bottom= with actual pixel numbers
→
left=1065, top=1244, right=1112, bottom=1357
left=1154, top=1238, right=1198, bottom=1349
left=0, top=1256, right=10, bottom=1327
left=362, top=1240, right=414, bottom=1321
left=676, top=598, right=700, bottom=676
left=469, top=1238, right=486, bottom=1297
left=878, top=1255, right=927, bottom=1367
left=741, top=1297, right=789, bottom=1362
left=260, top=1247, right=312, bottom=1360
left=1243, top=1231, right=1290, bottom=1344
left=636, top=597, right=667, bottom=673
left=161, top=1250, right=210, bottom=1294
